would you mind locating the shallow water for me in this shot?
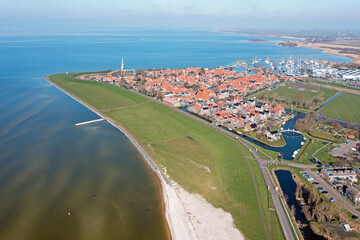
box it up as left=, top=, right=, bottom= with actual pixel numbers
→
left=0, top=29, right=352, bottom=239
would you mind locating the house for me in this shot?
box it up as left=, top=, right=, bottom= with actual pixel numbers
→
left=267, top=130, right=281, bottom=141
left=200, top=107, right=210, bottom=115
left=346, top=186, right=360, bottom=203
left=320, top=168, right=358, bottom=184
left=189, top=104, right=201, bottom=113
left=232, top=118, right=245, bottom=128
left=340, top=223, right=352, bottom=232
left=163, top=97, right=177, bottom=105
left=245, top=123, right=257, bottom=132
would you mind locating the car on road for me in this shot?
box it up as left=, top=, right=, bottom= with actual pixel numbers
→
left=330, top=198, right=336, bottom=202
left=353, top=216, right=359, bottom=220
left=318, top=187, right=324, bottom=191
left=312, top=182, right=319, bottom=185
left=322, top=191, right=328, bottom=194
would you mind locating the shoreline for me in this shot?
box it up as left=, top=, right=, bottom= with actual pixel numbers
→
left=278, top=40, right=360, bottom=64
left=45, top=76, right=195, bottom=240
left=46, top=76, right=244, bottom=240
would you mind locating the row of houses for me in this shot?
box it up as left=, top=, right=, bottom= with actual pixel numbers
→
left=77, top=66, right=285, bottom=134
left=320, top=167, right=360, bottom=203
left=143, top=67, right=280, bottom=107
left=140, top=66, right=285, bottom=132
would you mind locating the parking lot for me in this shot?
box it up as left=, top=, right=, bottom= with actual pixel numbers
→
left=330, top=140, right=360, bottom=160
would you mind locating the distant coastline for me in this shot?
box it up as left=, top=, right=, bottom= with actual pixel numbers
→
left=248, top=39, right=268, bottom=42
left=278, top=40, right=360, bottom=64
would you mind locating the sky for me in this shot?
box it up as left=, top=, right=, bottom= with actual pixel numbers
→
left=1, top=0, right=360, bottom=32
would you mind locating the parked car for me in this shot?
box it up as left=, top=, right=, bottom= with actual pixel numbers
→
left=318, top=187, right=324, bottom=191
left=312, top=182, right=319, bottom=185
left=322, top=191, right=328, bottom=194
left=330, top=198, right=336, bottom=202
left=353, top=215, right=359, bottom=220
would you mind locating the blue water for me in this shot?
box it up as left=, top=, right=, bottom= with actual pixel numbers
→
left=0, top=29, right=353, bottom=238
left=240, top=110, right=306, bottom=160
left=275, top=170, right=326, bottom=240
left=317, top=92, right=343, bottom=109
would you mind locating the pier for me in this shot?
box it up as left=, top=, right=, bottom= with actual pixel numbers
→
left=75, top=118, right=104, bottom=126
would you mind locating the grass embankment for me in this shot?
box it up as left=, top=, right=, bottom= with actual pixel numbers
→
left=320, top=93, right=360, bottom=124
left=240, top=137, right=280, bottom=160
left=268, top=164, right=311, bottom=187
left=237, top=129, right=286, bottom=148
left=310, top=130, right=342, bottom=143
left=49, top=73, right=284, bottom=240
left=294, top=131, right=341, bottom=165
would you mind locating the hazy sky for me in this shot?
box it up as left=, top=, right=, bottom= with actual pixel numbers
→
left=1, top=0, right=360, bottom=32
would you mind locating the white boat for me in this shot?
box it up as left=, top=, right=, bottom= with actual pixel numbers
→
left=301, top=142, right=305, bottom=146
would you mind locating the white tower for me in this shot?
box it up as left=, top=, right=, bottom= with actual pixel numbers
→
left=121, top=58, right=125, bottom=72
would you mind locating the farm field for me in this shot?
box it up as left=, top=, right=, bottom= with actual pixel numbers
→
left=320, top=93, right=360, bottom=124
left=49, top=73, right=284, bottom=240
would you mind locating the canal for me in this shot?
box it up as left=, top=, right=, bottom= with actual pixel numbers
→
left=275, top=170, right=326, bottom=240
left=182, top=107, right=307, bottom=161
left=239, top=110, right=306, bottom=160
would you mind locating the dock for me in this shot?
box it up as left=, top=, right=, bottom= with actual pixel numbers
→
left=75, top=118, right=104, bottom=126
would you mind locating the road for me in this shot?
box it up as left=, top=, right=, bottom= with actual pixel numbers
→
left=130, top=90, right=360, bottom=239
left=165, top=105, right=298, bottom=240
left=308, top=82, right=360, bottom=96
left=166, top=103, right=360, bottom=239
left=305, top=170, right=360, bottom=217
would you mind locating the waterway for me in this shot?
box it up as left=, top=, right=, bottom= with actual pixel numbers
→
left=316, top=91, right=343, bottom=110
left=0, top=29, right=353, bottom=239
left=241, top=110, right=306, bottom=160
left=275, top=170, right=326, bottom=240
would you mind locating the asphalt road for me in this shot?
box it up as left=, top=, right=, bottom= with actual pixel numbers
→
left=305, top=170, right=360, bottom=218
left=130, top=93, right=359, bottom=239
left=167, top=105, right=298, bottom=240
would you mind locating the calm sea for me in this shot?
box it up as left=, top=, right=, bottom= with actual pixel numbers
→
left=0, top=29, right=352, bottom=240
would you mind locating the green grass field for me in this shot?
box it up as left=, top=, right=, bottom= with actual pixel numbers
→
left=251, top=83, right=338, bottom=111
left=50, top=73, right=284, bottom=240
left=320, top=93, right=360, bottom=124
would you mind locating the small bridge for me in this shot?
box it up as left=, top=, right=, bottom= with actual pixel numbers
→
left=281, top=129, right=302, bottom=135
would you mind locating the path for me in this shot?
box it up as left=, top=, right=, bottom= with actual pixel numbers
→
left=312, top=142, right=329, bottom=162
left=308, top=82, right=360, bottom=96
left=161, top=103, right=298, bottom=240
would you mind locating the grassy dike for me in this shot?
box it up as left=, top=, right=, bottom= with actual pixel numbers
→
left=49, top=73, right=284, bottom=240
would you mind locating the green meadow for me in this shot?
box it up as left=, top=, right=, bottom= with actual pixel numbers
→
left=50, top=73, right=284, bottom=240
left=251, top=82, right=338, bottom=111
left=320, top=93, right=360, bottom=124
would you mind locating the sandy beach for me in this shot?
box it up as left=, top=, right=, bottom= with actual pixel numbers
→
left=46, top=76, right=243, bottom=240
left=279, top=41, right=360, bottom=64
